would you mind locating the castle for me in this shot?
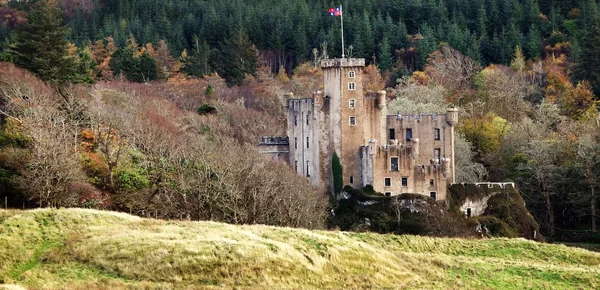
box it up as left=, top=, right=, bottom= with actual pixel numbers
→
left=259, top=58, right=458, bottom=200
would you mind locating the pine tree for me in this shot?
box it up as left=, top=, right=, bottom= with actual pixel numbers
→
left=510, top=45, right=526, bottom=73
left=378, top=37, right=393, bottom=73
left=9, top=0, right=76, bottom=83
left=214, top=29, right=258, bottom=86
left=525, top=26, right=542, bottom=59
left=575, top=4, right=600, bottom=96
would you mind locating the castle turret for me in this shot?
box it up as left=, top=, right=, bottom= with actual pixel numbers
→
left=447, top=107, right=458, bottom=126
left=411, top=138, right=420, bottom=157
left=446, top=107, right=458, bottom=183
left=314, top=90, right=324, bottom=109
left=377, top=90, right=386, bottom=109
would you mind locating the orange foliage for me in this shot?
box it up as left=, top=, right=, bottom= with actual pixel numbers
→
left=411, top=70, right=430, bottom=85
left=79, top=128, right=95, bottom=152
left=363, top=64, right=385, bottom=92
left=544, top=42, right=571, bottom=58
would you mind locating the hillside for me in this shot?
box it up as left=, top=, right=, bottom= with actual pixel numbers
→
left=1, top=209, right=599, bottom=289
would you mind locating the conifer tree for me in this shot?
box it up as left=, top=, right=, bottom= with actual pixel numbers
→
left=9, top=0, right=76, bottom=83
left=378, top=37, right=393, bottom=73
left=510, top=45, right=526, bottom=73
left=575, top=2, right=600, bottom=96
left=214, top=29, right=258, bottom=86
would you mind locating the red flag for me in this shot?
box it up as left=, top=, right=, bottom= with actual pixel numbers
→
left=329, top=7, right=342, bottom=16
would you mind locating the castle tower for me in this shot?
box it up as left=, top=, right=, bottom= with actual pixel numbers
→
left=320, top=58, right=386, bottom=189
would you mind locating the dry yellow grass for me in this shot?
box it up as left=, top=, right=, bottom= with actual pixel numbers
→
left=1, top=208, right=599, bottom=289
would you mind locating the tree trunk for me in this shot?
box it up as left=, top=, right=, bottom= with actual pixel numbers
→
left=592, top=185, right=597, bottom=232
left=544, top=190, right=555, bottom=238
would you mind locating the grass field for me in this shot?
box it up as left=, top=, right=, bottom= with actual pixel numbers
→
left=1, top=208, right=599, bottom=289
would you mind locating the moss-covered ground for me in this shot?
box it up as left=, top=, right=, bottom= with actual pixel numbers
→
left=1, top=208, right=599, bottom=289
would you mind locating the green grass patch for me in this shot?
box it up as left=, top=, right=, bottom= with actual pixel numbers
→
left=0, top=208, right=599, bottom=289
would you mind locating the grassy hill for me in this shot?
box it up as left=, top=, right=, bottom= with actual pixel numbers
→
left=1, top=209, right=599, bottom=289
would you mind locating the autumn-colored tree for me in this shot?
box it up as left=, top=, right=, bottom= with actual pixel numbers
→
left=461, top=113, right=511, bottom=155
left=510, top=46, right=526, bottom=73
left=362, top=64, right=384, bottom=92
left=424, top=45, right=481, bottom=98
left=560, top=81, right=598, bottom=120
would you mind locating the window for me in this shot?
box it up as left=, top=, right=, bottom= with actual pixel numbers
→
left=406, top=128, right=412, bottom=141
left=349, top=116, right=356, bottom=126
left=348, top=82, right=356, bottom=90
left=306, top=161, right=311, bottom=177
left=294, top=115, right=297, bottom=126
left=349, top=99, right=356, bottom=108
left=350, top=176, right=354, bottom=184
left=434, top=128, right=440, bottom=140
left=306, top=114, right=310, bottom=125
left=294, top=137, right=297, bottom=149
left=434, top=148, right=441, bottom=163
left=430, top=192, right=437, bottom=200
left=385, top=192, right=391, bottom=197
left=294, top=161, right=298, bottom=172
left=389, top=128, right=396, bottom=140
left=348, top=71, right=356, bottom=78
left=430, top=179, right=434, bottom=186
left=306, top=137, right=310, bottom=148
left=401, top=177, right=408, bottom=187
left=390, top=157, right=399, bottom=171
left=384, top=177, right=391, bottom=187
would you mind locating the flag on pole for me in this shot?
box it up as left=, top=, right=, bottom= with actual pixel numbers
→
left=328, top=7, right=342, bottom=16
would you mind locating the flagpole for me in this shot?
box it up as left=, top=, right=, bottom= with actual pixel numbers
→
left=340, top=4, right=345, bottom=58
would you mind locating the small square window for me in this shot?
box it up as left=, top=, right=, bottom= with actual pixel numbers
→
left=349, top=116, right=356, bottom=126
left=430, top=179, right=434, bottom=186
left=430, top=192, right=437, bottom=200
left=390, top=157, right=399, bottom=171
left=389, top=128, right=396, bottom=140
left=434, top=128, right=440, bottom=140
left=349, top=71, right=356, bottom=78
left=406, top=128, right=412, bottom=141
left=401, top=177, right=408, bottom=187
left=384, top=177, right=391, bottom=187
left=349, top=99, right=356, bottom=108
left=348, top=82, right=356, bottom=90
left=385, top=192, right=391, bottom=197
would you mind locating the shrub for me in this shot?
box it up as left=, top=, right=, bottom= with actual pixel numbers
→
left=115, top=167, right=149, bottom=192
left=332, top=153, right=343, bottom=194
left=477, top=216, right=518, bottom=238
left=197, top=103, right=217, bottom=115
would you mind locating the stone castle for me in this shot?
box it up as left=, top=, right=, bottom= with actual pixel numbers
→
left=259, top=58, right=458, bottom=200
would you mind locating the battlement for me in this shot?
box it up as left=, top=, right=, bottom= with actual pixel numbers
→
left=321, top=58, right=365, bottom=68
left=258, top=136, right=289, bottom=146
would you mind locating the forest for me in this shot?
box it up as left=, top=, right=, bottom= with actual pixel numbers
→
left=0, top=0, right=599, bottom=241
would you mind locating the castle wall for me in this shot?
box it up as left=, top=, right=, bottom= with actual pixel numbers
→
left=257, top=136, right=289, bottom=163
left=287, top=98, right=320, bottom=186
left=366, top=113, right=455, bottom=200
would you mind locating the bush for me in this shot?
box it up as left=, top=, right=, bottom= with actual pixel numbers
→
left=332, top=153, right=343, bottom=194
left=477, top=216, right=518, bottom=238
left=116, top=167, right=149, bottom=192
left=197, top=103, right=217, bottom=115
